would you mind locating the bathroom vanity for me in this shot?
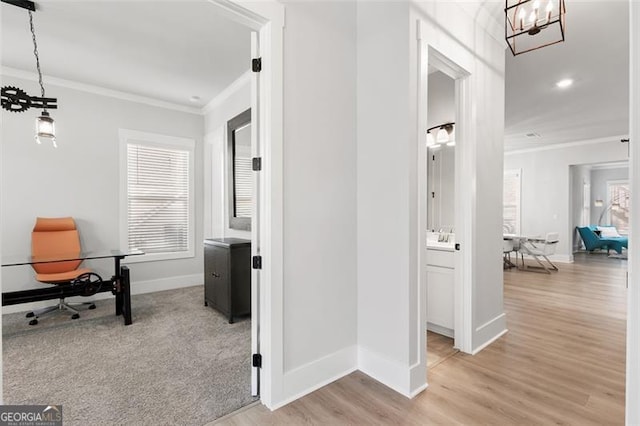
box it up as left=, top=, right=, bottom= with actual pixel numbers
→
left=426, top=232, right=455, bottom=338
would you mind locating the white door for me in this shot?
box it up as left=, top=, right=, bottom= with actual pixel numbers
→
left=250, top=31, right=261, bottom=396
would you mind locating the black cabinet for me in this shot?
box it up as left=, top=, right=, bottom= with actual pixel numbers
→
left=204, top=238, right=251, bottom=323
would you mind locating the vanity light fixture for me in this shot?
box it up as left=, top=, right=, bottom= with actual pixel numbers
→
left=505, top=0, right=566, bottom=56
left=0, top=0, right=58, bottom=147
left=427, top=122, right=455, bottom=149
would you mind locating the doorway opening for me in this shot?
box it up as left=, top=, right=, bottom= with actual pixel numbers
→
left=0, top=0, right=279, bottom=422
left=569, top=160, right=629, bottom=261
left=419, top=44, right=473, bottom=382
left=425, top=69, right=458, bottom=366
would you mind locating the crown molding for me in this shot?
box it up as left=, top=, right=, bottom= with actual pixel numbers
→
left=1, top=66, right=203, bottom=115
left=589, top=161, right=629, bottom=171
left=504, top=134, right=630, bottom=156
left=202, top=70, right=251, bottom=115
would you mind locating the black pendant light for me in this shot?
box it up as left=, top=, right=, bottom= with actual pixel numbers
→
left=1, top=0, right=59, bottom=147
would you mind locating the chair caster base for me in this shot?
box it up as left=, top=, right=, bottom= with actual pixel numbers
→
left=29, top=319, right=38, bottom=326
left=26, top=312, right=35, bottom=318
left=71, top=314, right=80, bottom=320
left=88, top=304, right=96, bottom=310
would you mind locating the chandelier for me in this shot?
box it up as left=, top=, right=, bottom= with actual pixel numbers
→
left=505, top=0, right=566, bottom=56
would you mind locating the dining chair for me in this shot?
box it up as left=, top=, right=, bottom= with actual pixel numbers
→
left=519, top=232, right=559, bottom=274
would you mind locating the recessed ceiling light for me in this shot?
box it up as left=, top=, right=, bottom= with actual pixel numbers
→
left=189, top=96, right=201, bottom=103
left=556, top=79, right=573, bottom=88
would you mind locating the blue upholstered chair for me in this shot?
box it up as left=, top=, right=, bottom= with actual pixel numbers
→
left=577, top=226, right=628, bottom=254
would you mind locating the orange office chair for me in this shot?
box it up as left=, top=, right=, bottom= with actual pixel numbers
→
left=26, top=217, right=96, bottom=325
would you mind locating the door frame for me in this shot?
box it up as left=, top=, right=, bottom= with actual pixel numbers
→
left=627, top=1, right=639, bottom=423
left=417, top=21, right=474, bottom=383
left=208, top=0, right=284, bottom=409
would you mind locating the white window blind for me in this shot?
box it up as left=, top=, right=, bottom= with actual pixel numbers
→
left=234, top=156, right=253, bottom=218
left=503, top=169, right=521, bottom=235
left=127, top=143, right=191, bottom=254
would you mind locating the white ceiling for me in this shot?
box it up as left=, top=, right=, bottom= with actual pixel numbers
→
left=1, top=1, right=252, bottom=109
left=1, top=1, right=630, bottom=145
left=503, top=0, right=629, bottom=151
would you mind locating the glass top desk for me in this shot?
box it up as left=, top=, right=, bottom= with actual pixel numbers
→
left=1, top=249, right=143, bottom=326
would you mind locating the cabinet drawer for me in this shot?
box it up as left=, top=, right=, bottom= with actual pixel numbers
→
left=426, top=249, right=454, bottom=268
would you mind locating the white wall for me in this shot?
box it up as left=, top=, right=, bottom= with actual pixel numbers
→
left=427, top=71, right=455, bottom=128
left=1, top=76, right=204, bottom=311
left=357, top=1, right=411, bottom=390
left=203, top=72, right=251, bottom=240
left=357, top=1, right=506, bottom=397
left=569, top=165, right=591, bottom=251
left=505, top=138, right=628, bottom=261
left=278, top=0, right=358, bottom=400
left=590, top=166, right=629, bottom=225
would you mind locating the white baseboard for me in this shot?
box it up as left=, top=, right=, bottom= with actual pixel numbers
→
left=548, top=254, right=573, bottom=264
left=357, top=345, right=412, bottom=398
left=473, top=313, right=508, bottom=355
left=409, top=361, right=428, bottom=397
left=271, top=345, right=357, bottom=410
left=2, top=274, right=203, bottom=315
left=427, top=323, right=454, bottom=338
left=130, top=273, right=203, bottom=296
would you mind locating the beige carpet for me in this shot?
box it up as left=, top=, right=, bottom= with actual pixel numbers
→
left=2, top=285, right=256, bottom=425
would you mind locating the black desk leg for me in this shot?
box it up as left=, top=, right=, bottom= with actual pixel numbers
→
left=121, top=266, right=132, bottom=325
left=115, top=291, right=123, bottom=316
left=114, top=257, right=123, bottom=316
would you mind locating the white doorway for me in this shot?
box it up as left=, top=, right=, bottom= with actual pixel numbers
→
left=418, top=42, right=474, bottom=375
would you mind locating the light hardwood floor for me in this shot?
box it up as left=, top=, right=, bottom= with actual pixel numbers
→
left=217, top=252, right=627, bottom=425
left=426, top=331, right=458, bottom=369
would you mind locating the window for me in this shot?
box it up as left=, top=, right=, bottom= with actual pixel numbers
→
left=607, top=180, right=630, bottom=234
left=503, top=169, right=521, bottom=235
left=581, top=182, right=591, bottom=227
left=120, top=130, right=195, bottom=261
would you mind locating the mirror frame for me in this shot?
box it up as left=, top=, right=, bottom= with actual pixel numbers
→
left=227, top=108, right=252, bottom=231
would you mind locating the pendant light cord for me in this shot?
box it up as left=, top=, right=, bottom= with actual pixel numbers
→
left=28, top=11, right=46, bottom=102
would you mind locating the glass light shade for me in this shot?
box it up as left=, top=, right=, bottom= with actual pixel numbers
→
left=35, top=111, right=57, bottom=147
left=436, top=128, right=449, bottom=143
left=426, top=132, right=435, bottom=146
left=611, top=203, right=620, bottom=212
left=594, top=199, right=604, bottom=207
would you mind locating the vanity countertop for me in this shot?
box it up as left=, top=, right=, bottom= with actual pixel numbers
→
left=427, top=241, right=455, bottom=252
left=426, top=231, right=455, bottom=252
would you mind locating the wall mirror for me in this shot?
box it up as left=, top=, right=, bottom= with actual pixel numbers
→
left=227, top=108, right=252, bottom=231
